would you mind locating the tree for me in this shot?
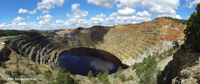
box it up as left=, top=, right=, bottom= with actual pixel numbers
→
left=97, top=72, right=103, bottom=81
left=44, top=70, right=52, bottom=81
left=184, top=3, right=200, bottom=52
left=33, top=65, right=40, bottom=74
left=87, top=70, right=93, bottom=80
left=0, top=62, right=5, bottom=68
left=55, top=68, right=75, bottom=84
left=12, top=69, right=20, bottom=78
left=120, top=74, right=127, bottom=83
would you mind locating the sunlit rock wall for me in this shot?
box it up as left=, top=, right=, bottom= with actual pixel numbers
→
left=10, top=18, right=186, bottom=67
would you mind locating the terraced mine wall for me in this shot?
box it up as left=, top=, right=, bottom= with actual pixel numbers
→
left=9, top=18, right=186, bottom=68
left=0, top=46, right=11, bottom=62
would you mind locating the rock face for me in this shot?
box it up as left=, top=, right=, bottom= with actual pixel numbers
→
left=157, top=48, right=200, bottom=84
left=9, top=18, right=186, bottom=68
left=172, top=60, right=200, bottom=84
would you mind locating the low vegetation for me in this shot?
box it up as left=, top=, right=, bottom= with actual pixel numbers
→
left=33, top=65, right=40, bottom=75
left=87, top=70, right=94, bottom=80
left=97, top=70, right=110, bottom=84
left=0, top=30, right=38, bottom=37
left=156, top=17, right=188, bottom=24
left=54, top=68, right=76, bottom=84
left=184, top=3, right=200, bottom=52
left=133, top=56, right=159, bottom=84
left=0, top=62, right=5, bottom=68
left=44, top=70, right=52, bottom=82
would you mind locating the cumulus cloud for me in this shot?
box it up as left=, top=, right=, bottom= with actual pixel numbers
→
left=118, top=8, right=136, bottom=16
left=38, top=14, right=53, bottom=25
left=116, top=0, right=181, bottom=19
left=41, top=10, right=49, bottom=14
left=18, top=8, right=28, bottom=14
left=37, top=0, right=65, bottom=10
left=117, top=0, right=180, bottom=15
left=185, top=0, right=200, bottom=8
left=136, top=10, right=151, bottom=17
left=28, top=10, right=36, bottom=14
left=39, top=14, right=53, bottom=19
left=27, top=16, right=30, bottom=19
left=142, top=0, right=180, bottom=14
left=157, top=14, right=181, bottom=19
left=89, top=13, right=106, bottom=25
left=12, top=17, right=25, bottom=23
left=0, top=23, right=7, bottom=28
left=66, top=3, right=88, bottom=19
left=87, top=0, right=117, bottom=9
left=117, top=0, right=143, bottom=9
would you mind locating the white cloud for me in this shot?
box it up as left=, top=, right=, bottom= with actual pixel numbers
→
left=28, top=10, right=36, bottom=14
left=36, top=16, right=40, bottom=20
left=87, top=0, right=117, bottom=9
left=39, top=19, right=51, bottom=25
left=39, top=14, right=53, bottom=19
left=67, top=3, right=88, bottom=19
left=18, top=8, right=28, bottom=14
left=118, top=8, right=136, bottom=16
left=95, top=13, right=106, bottom=18
left=18, top=22, right=27, bottom=26
left=185, top=0, right=200, bottom=8
left=56, top=20, right=65, bottom=24
left=0, top=23, right=7, bottom=28
left=118, top=0, right=180, bottom=15
left=117, top=0, right=143, bottom=9
left=37, top=0, right=65, bottom=10
left=142, top=0, right=179, bottom=14
left=158, top=14, right=181, bottom=19
left=42, top=10, right=49, bottom=14
left=89, top=13, right=106, bottom=25
left=38, top=14, right=53, bottom=25
left=12, top=17, right=25, bottom=23
left=27, top=16, right=30, bottom=19
left=117, top=0, right=180, bottom=20
left=136, top=10, right=151, bottom=17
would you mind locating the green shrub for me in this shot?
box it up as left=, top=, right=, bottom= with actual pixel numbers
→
left=12, top=69, right=20, bottom=78
left=0, top=62, right=5, bottom=68
left=97, top=72, right=103, bottom=81
left=87, top=70, right=93, bottom=80
left=127, top=75, right=133, bottom=81
left=44, top=70, right=52, bottom=81
left=33, top=65, right=40, bottom=74
left=55, top=68, right=76, bottom=84
left=29, top=66, right=33, bottom=70
left=133, top=56, right=159, bottom=84
left=120, top=74, right=126, bottom=83
left=167, top=48, right=173, bottom=56
left=97, top=70, right=110, bottom=84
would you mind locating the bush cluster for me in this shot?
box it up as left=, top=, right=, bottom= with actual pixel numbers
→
left=133, top=56, right=159, bottom=84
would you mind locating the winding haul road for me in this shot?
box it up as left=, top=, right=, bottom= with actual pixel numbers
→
left=157, top=56, right=173, bottom=71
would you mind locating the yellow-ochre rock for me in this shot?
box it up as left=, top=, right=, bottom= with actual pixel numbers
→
left=9, top=18, right=186, bottom=67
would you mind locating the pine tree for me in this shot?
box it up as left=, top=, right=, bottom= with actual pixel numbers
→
left=44, top=70, right=52, bottom=81
left=33, top=65, right=40, bottom=74
left=184, top=3, right=200, bottom=52
left=55, top=68, right=75, bottom=84
left=87, top=70, right=93, bottom=80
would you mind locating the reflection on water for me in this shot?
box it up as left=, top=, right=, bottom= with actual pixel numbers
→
left=58, top=54, right=119, bottom=76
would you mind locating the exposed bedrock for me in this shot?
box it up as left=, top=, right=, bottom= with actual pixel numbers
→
left=9, top=18, right=187, bottom=68
left=157, top=48, right=200, bottom=84
left=0, top=46, right=11, bottom=62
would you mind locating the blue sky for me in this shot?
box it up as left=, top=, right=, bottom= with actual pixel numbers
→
left=0, top=0, right=199, bottom=30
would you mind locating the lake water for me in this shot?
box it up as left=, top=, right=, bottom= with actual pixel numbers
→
left=58, top=53, right=119, bottom=76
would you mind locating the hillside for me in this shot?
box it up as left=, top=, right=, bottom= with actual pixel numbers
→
left=0, top=17, right=188, bottom=84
